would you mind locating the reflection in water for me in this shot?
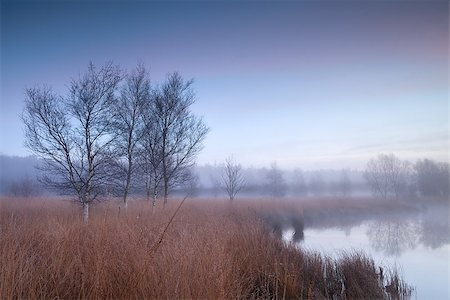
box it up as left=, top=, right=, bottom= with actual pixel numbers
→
left=264, top=213, right=304, bottom=242
left=280, top=203, right=450, bottom=299
left=280, top=203, right=450, bottom=256
left=353, top=206, right=449, bottom=257
left=419, top=205, right=450, bottom=249
left=366, top=219, right=420, bottom=256
left=291, top=218, right=304, bottom=242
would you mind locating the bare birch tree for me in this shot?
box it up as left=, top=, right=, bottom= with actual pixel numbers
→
left=148, top=72, right=209, bottom=207
left=139, top=100, right=164, bottom=212
left=22, top=62, right=121, bottom=222
left=221, top=156, right=245, bottom=201
left=111, top=64, right=149, bottom=209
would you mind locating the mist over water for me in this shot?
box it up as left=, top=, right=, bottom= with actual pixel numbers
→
left=281, top=202, right=450, bottom=299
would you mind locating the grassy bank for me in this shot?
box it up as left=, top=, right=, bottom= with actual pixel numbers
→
left=0, top=197, right=412, bottom=299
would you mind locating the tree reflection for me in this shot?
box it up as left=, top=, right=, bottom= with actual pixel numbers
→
left=419, top=205, right=450, bottom=249
left=265, top=213, right=304, bottom=243
left=367, top=219, right=420, bottom=256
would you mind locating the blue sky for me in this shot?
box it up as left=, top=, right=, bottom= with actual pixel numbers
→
left=1, top=0, right=448, bottom=169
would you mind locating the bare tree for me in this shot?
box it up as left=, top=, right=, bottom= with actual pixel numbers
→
left=8, top=175, right=40, bottom=197
left=221, top=156, right=245, bottom=201
left=292, top=168, right=308, bottom=197
left=139, top=104, right=164, bottom=212
left=209, top=167, right=221, bottom=198
left=111, top=64, right=149, bottom=209
left=364, top=154, right=411, bottom=200
left=151, top=72, right=209, bottom=207
left=184, top=169, right=200, bottom=197
left=338, top=169, right=352, bottom=197
left=266, top=162, right=286, bottom=198
left=414, top=159, right=449, bottom=198
left=22, top=62, right=121, bottom=222
left=309, top=172, right=326, bottom=197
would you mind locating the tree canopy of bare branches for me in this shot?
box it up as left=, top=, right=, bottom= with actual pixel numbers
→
left=364, top=154, right=411, bottom=200
left=23, top=63, right=209, bottom=217
left=139, top=101, right=164, bottom=210
left=150, top=72, right=209, bottom=206
left=221, top=156, right=245, bottom=201
left=110, top=64, right=150, bottom=209
left=23, top=62, right=122, bottom=222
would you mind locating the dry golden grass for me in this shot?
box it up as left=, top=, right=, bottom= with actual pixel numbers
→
left=0, top=197, right=411, bottom=299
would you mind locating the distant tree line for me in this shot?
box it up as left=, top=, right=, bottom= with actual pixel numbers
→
left=22, top=62, right=208, bottom=222
left=415, top=158, right=449, bottom=197
left=211, top=154, right=449, bottom=201
left=211, top=161, right=355, bottom=200
left=364, top=154, right=449, bottom=200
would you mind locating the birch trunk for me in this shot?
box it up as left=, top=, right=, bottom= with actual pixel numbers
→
left=83, top=202, right=89, bottom=224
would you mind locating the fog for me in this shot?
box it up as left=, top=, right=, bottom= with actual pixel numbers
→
left=0, top=155, right=42, bottom=196
left=278, top=200, right=450, bottom=299
left=0, top=154, right=378, bottom=198
left=1, top=154, right=448, bottom=201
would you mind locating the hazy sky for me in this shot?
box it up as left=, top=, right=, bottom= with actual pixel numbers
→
left=1, top=0, right=448, bottom=169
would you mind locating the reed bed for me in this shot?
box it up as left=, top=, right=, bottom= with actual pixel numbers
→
left=0, top=197, right=412, bottom=299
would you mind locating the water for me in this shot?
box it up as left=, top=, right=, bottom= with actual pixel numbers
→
left=282, top=204, right=450, bottom=299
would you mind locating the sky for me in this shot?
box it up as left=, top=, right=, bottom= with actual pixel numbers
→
left=1, top=0, right=448, bottom=170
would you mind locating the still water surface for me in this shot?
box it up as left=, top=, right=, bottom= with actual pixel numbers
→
left=283, top=204, right=450, bottom=299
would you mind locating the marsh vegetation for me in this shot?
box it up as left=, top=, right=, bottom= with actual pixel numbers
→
left=0, top=197, right=414, bottom=299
